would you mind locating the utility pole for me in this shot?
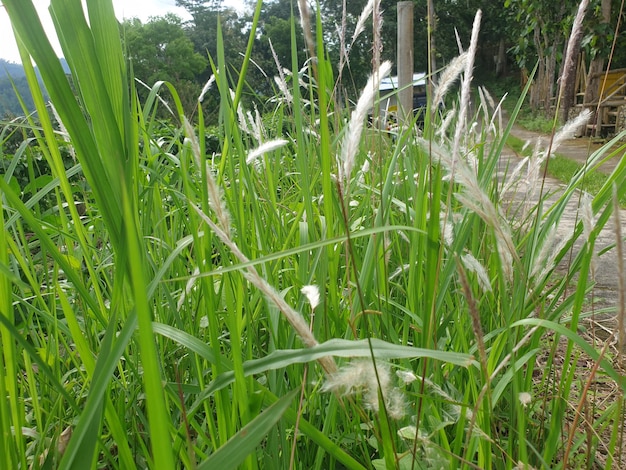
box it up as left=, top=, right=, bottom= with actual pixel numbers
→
left=397, top=1, right=414, bottom=125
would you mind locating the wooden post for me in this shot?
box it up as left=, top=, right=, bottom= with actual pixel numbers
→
left=397, top=1, right=414, bottom=124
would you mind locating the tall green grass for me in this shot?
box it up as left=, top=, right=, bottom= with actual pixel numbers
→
left=1, top=0, right=626, bottom=468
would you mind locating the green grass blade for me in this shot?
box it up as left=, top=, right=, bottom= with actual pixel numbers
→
left=197, top=390, right=297, bottom=470
left=58, top=312, right=137, bottom=469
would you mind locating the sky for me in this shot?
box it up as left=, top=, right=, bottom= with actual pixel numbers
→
left=0, top=0, right=244, bottom=63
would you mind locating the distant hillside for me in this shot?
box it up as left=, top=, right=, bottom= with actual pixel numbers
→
left=0, top=58, right=70, bottom=117
left=0, top=59, right=27, bottom=79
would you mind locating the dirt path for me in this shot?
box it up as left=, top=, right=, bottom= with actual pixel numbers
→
left=500, top=125, right=626, bottom=318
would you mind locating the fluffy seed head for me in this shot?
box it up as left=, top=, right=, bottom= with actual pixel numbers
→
left=322, top=359, right=406, bottom=419
left=246, top=139, right=289, bottom=165
left=433, top=53, right=468, bottom=107
left=198, top=75, right=215, bottom=102
left=339, top=61, right=392, bottom=190
left=301, top=285, right=321, bottom=310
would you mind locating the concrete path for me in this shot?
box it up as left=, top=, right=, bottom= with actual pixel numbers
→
left=498, top=125, right=626, bottom=318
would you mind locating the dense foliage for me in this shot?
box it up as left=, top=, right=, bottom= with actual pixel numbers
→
left=2, top=1, right=625, bottom=118
left=2, top=1, right=626, bottom=469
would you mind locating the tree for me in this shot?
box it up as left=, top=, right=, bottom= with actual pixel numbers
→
left=175, top=1, right=247, bottom=78
left=122, top=14, right=208, bottom=112
left=505, top=0, right=624, bottom=117
left=506, top=1, right=574, bottom=110
left=245, top=0, right=307, bottom=98
left=583, top=0, right=613, bottom=105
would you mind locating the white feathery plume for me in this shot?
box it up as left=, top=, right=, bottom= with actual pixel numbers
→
left=301, top=285, right=321, bottom=310
left=246, top=139, right=289, bottom=165
left=519, top=392, right=532, bottom=407
left=338, top=60, right=392, bottom=191
left=351, top=0, right=375, bottom=46
left=501, top=156, right=529, bottom=196
left=433, top=53, right=468, bottom=108
left=477, top=86, right=490, bottom=125
left=274, top=76, right=293, bottom=105
left=461, top=253, right=492, bottom=293
left=454, top=27, right=463, bottom=54
left=451, top=10, right=481, bottom=169
left=525, top=137, right=546, bottom=202
left=440, top=215, right=455, bottom=247
left=581, top=192, right=598, bottom=278
left=396, top=370, right=418, bottom=384
left=198, top=75, right=215, bottom=102
left=490, top=93, right=507, bottom=133
left=581, top=192, right=596, bottom=243
left=530, top=226, right=568, bottom=283
left=269, top=39, right=293, bottom=104
left=549, top=109, right=592, bottom=156
left=321, top=360, right=406, bottom=419
left=530, top=224, right=558, bottom=280
left=436, top=108, right=456, bottom=142
left=232, top=89, right=251, bottom=137
left=559, top=0, right=590, bottom=109
left=247, top=105, right=264, bottom=142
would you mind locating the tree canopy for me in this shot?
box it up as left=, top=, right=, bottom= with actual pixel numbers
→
left=2, top=0, right=625, bottom=120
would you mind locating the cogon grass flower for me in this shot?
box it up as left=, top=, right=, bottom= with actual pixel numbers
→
left=351, top=0, right=375, bottom=47
left=321, top=359, right=406, bottom=419
left=452, top=10, right=481, bottom=167
left=198, top=74, right=215, bottom=102
left=246, top=139, right=289, bottom=165
left=301, top=285, right=320, bottom=310
left=338, top=60, right=392, bottom=193
left=518, top=392, right=532, bottom=407
left=461, top=253, right=492, bottom=293
left=433, top=53, right=467, bottom=108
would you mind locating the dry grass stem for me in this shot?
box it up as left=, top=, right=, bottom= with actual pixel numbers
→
left=614, top=185, right=625, bottom=360
left=297, top=0, right=316, bottom=60
left=192, top=203, right=336, bottom=374
left=183, top=116, right=232, bottom=235
left=457, top=259, right=488, bottom=379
